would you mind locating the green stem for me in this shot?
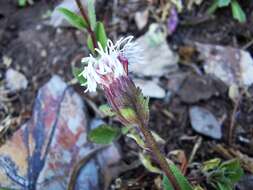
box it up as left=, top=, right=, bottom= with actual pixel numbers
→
left=138, top=123, right=181, bottom=190
left=75, top=0, right=98, bottom=49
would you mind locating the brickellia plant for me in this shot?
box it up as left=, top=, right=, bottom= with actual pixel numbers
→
left=59, top=1, right=244, bottom=189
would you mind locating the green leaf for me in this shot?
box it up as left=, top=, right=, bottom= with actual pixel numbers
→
left=216, top=182, right=232, bottom=190
left=193, top=185, right=205, bottom=190
left=169, top=163, right=194, bottom=190
left=126, top=132, right=145, bottom=148
left=95, top=22, right=108, bottom=50
left=120, top=108, right=136, bottom=122
left=163, top=175, right=174, bottom=190
left=218, top=0, right=231, bottom=7
left=121, top=126, right=131, bottom=134
left=151, top=131, right=165, bottom=144
left=231, top=0, right=246, bottom=23
left=146, top=24, right=166, bottom=47
left=18, top=0, right=26, bottom=7
left=202, top=158, right=221, bottom=172
left=58, top=7, right=88, bottom=29
left=99, top=104, right=115, bottom=117
left=72, top=67, right=86, bottom=85
left=139, top=153, right=162, bottom=174
left=207, top=0, right=219, bottom=14
left=220, top=159, right=244, bottom=183
left=87, top=0, right=96, bottom=30
left=88, top=124, right=120, bottom=144
left=87, top=34, right=95, bottom=53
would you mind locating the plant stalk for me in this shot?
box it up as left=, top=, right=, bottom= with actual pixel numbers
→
left=138, top=122, right=181, bottom=190
left=75, top=0, right=98, bottom=49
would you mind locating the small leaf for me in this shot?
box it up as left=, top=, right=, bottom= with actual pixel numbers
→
left=151, top=131, right=165, bottom=144
left=88, top=124, right=120, bottom=144
left=18, top=0, right=26, bottom=7
left=99, top=104, right=115, bottom=117
left=146, top=24, right=167, bottom=47
left=139, top=153, right=162, bottom=174
left=87, top=0, right=96, bottom=30
left=72, top=67, right=86, bottom=85
left=216, top=182, right=232, bottom=190
left=207, top=0, right=219, bottom=14
left=202, top=158, right=221, bottom=172
left=86, top=34, right=95, bottom=53
left=169, top=163, right=194, bottom=190
left=193, top=185, right=205, bottom=190
left=126, top=132, right=145, bottom=149
left=220, top=159, right=244, bottom=183
left=231, top=0, right=246, bottom=23
left=218, top=0, right=231, bottom=7
left=120, top=108, right=137, bottom=122
left=95, top=22, right=108, bottom=50
left=121, top=125, right=132, bottom=134
left=163, top=175, right=174, bottom=190
left=58, top=7, right=88, bottom=29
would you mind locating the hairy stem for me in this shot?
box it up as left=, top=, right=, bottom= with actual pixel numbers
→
left=138, top=122, right=181, bottom=190
left=75, top=0, right=98, bottom=49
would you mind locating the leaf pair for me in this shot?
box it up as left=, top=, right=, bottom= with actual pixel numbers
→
left=59, top=0, right=108, bottom=85
left=202, top=158, right=244, bottom=190
left=58, top=0, right=107, bottom=52
left=208, top=0, right=246, bottom=23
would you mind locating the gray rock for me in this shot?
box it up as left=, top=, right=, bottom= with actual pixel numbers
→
left=0, top=75, right=121, bottom=190
left=134, top=9, right=149, bottom=30
left=133, top=79, right=166, bottom=99
left=196, top=43, right=253, bottom=87
left=5, top=68, right=28, bottom=92
left=129, top=24, right=179, bottom=77
left=189, top=106, right=222, bottom=139
left=177, top=74, right=227, bottom=103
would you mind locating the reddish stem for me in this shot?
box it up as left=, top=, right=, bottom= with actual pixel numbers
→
left=138, top=122, right=181, bottom=190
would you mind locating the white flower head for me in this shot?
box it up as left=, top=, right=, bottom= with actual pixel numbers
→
left=80, top=36, right=142, bottom=93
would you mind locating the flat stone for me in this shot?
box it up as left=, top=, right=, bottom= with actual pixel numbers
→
left=196, top=43, right=253, bottom=87
left=5, top=68, right=28, bottom=92
left=134, top=9, right=149, bottom=30
left=129, top=24, right=179, bottom=77
left=189, top=106, right=222, bottom=139
left=177, top=74, right=227, bottom=103
left=0, top=75, right=121, bottom=190
left=134, top=79, right=166, bottom=99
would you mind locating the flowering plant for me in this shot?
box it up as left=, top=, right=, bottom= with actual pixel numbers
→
left=59, top=1, right=199, bottom=190
left=58, top=1, right=245, bottom=190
